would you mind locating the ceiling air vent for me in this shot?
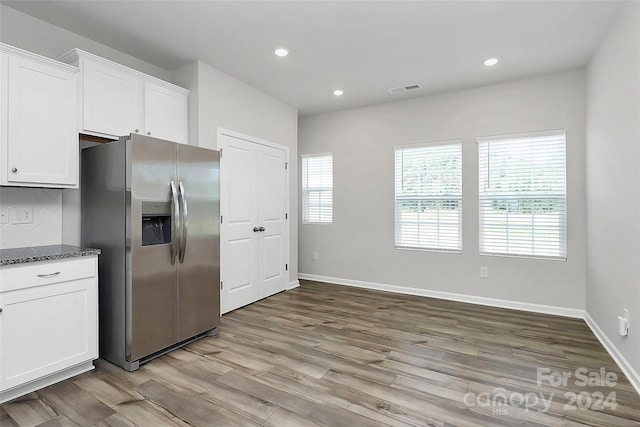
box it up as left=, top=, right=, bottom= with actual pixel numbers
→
left=388, top=83, right=422, bottom=94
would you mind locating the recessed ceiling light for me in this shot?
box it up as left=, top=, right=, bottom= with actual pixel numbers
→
left=333, top=89, right=344, bottom=96
left=274, top=48, right=289, bottom=57
left=484, top=58, right=499, bottom=67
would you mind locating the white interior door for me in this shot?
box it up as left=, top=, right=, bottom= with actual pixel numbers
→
left=219, top=134, right=258, bottom=314
left=257, top=145, right=288, bottom=299
left=219, top=132, right=288, bottom=314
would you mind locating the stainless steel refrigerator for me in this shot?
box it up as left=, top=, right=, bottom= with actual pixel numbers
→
left=81, top=134, right=220, bottom=371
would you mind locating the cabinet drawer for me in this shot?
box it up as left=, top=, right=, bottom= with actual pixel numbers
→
left=0, top=256, right=97, bottom=293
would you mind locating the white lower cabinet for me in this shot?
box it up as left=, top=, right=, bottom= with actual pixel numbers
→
left=0, top=256, right=98, bottom=403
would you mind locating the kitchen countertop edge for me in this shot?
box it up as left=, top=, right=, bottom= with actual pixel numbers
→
left=0, top=244, right=101, bottom=266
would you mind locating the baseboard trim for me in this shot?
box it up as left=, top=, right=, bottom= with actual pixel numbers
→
left=298, top=273, right=584, bottom=319
left=584, top=312, right=640, bottom=396
left=287, top=280, right=300, bottom=290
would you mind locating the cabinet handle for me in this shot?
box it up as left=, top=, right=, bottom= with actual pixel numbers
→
left=259, top=226, right=265, bottom=232
left=0, top=308, right=3, bottom=313
left=11, top=167, right=17, bottom=173
left=37, top=272, right=61, bottom=278
left=134, top=129, right=139, bottom=133
left=147, top=132, right=151, bottom=136
left=253, top=227, right=260, bottom=232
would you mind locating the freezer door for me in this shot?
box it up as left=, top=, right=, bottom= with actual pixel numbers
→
left=128, top=135, right=178, bottom=361
left=177, top=144, right=220, bottom=341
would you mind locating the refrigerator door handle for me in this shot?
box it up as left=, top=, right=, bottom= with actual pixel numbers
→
left=170, top=180, right=179, bottom=265
left=179, top=181, right=188, bottom=263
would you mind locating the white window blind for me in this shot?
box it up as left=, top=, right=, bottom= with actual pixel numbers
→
left=302, top=154, right=333, bottom=223
left=478, top=130, right=566, bottom=260
left=395, top=140, right=462, bottom=251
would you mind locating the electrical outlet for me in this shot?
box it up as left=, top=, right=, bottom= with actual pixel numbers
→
left=11, top=206, right=33, bottom=224
left=480, top=267, right=488, bottom=278
left=0, top=206, right=7, bottom=224
left=312, top=251, right=319, bottom=261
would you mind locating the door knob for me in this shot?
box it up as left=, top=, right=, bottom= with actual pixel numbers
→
left=259, top=226, right=265, bottom=232
left=253, top=227, right=260, bottom=232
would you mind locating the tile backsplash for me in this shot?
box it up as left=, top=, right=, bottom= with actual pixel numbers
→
left=0, top=187, right=62, bottom=249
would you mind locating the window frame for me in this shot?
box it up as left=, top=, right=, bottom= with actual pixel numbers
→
left=394, top=139, right=463, bottom=253
left=477, top=129, right=567, bottom=261
left=301, top=152, right=334, bottom=225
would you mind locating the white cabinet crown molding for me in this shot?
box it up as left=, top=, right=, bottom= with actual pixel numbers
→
left=0, top=43, right=78, bottom=73
left=59, top=48, right=188, bottom=95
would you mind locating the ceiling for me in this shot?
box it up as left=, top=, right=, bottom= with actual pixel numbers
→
left=2, top=1, right=625, bottom=116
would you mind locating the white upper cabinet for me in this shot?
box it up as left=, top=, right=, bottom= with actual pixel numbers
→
left=0, top=44, right=79, bottom=188
left=144, top=82, right=188, bottom=144
left=60, top=49, right=189, bottom=145
left=82, top=59, right=144, bottom=138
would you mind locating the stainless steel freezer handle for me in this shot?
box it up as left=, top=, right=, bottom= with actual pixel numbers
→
left=170, top=180, right=179, bottom=265
left=178, top=181, right=188, bottom=263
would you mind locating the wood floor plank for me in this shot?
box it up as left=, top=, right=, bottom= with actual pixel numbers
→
left=112, top=401, right=185, bottom=427
left=217, top=370, right=389, bottom=427
left=92, top=412, right=136, bottom=427
left=2, top=280, right=638, bottom=426
left=262, top=407, right=325, bottom=427
left=35, top=415, right=79, bottom=427
left=35, top=381, right=115, bottom=426
left=1, top=394, right=57, bottom=427
left=138, top=379, right=261, bottom=427
left=73, top=374, right=144, bottom=408
left=260, top=366, right=446, bottom=427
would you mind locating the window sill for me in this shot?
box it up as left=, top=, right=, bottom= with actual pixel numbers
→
left=395, top=246, right=462, bottom=255
left=480, top=252, right=567, bottom=262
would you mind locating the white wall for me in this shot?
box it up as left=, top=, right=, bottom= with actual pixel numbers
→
left=586, top=2, right=640, bottom=383
left=299, top=70, right=586, bottom=311
left=172, top=61, right=299, bottom=284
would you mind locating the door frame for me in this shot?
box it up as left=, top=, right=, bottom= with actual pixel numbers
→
left=216, top=127, right=291, bottom=312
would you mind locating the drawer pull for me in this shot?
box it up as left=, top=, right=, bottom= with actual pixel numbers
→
left=37, top=272, right=61, bottom=278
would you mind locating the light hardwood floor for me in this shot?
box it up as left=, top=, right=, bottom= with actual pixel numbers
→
left=2, top=280, right=639, bottom=426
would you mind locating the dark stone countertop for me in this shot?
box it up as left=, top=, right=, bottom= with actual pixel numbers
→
left=0, top=244, right=101, bottom=266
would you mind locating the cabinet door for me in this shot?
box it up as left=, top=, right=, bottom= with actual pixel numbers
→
left=82, top=59, right=143, bottom=138
left=4, top=55, right=78, bottom=186
left=144, top=82, right=188, bottom=145
left=0, top=277, right=98, bottom=391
